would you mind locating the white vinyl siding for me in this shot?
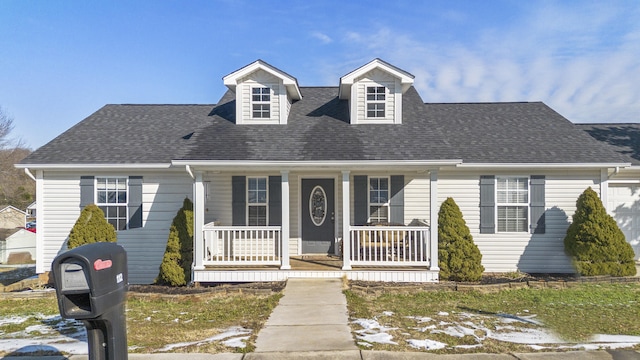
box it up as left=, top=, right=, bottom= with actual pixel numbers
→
left=40, top=171, right=192, bottom=284
left=438, top=170, right=600, bottom=273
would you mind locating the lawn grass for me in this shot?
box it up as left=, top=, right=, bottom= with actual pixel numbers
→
left=346, top=282, right=640, bottom=353
left=0, top=292, right=282, bottom=354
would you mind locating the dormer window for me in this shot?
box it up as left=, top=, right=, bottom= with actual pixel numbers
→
left=252, top=87, right=271, bottom=118
left=366, top=86, right=386, bottom=118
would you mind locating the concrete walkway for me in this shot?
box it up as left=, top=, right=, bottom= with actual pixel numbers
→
left=253, top=278, right=357, bottom=352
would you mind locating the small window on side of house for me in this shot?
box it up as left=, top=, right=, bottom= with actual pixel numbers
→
left=96, top=177, right=128, bottom=230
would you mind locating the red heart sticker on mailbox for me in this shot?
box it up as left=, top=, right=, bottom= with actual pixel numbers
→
left=94, top=259, right=113, bottom=271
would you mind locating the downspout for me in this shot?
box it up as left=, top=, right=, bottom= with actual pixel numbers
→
left=185, top=165, right=195, bottom=180
left=24, top=168, right=36, bottom=181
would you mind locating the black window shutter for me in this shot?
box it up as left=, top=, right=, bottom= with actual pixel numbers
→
left=232, top=176, right=246, bottom=226
left=530, top=175, right=546, bottom=234
left=128, top=176, right=143, bottom=229
left=389, top=175, right=404, bottom=224
left=268, top=176, right=282, bottom=226
left=353, top=175, right=368, bottom=225
left=479, top=175, right=496, bottom=234
left=80, top=176, right=95, bottom=208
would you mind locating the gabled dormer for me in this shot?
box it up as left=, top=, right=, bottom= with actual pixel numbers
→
left=223, top=60, right=302, bottom=125
left=339, top=59, right=414, bottom=124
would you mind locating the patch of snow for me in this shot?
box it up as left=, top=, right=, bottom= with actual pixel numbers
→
left=437, top=311, right=449, bottom=316
left=456, top=344, right=483, bottom=349
left=158, top=326, right=252, bottom=352
left=0, top=337, right=88, bottom=355
left=352, top=318, right=397, bottom=333
left=496, top=313, right=544, bottom=326
left=413, top=324, right=437, bottom=332
left=382, top=311, right=394, bottom=316
left=407, top=338, right=447, bottom=350
left=0, top=316, right=29, bottom=326
left=432, top=325, right=478, bottom=339
left=591, top=334, right=640, bottom=343
left=406, top=316, right=432, bottom=323
left=358, top=341, right=373, bottom=347
left=488, top=327, right=564, bottom=344
left=223, top=336, right=249, bottom=348
left=357, top=332, right=397, bottom=345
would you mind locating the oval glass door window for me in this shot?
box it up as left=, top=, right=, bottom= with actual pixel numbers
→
left=309, top=185, right=327, bottom=226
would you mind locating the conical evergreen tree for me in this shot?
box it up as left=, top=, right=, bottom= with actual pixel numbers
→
left=438, top=197, right=484, bottom=281
left=68, top=204, right=117, bottom=249
left=564, top=187, right=636, bottom=276
left=156, top=198, right=194, bottom=286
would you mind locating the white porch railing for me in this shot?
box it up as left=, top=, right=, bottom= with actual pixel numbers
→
left=203, top=224, right=281, bottom=266
left=349, top=226, right=430, bottom=266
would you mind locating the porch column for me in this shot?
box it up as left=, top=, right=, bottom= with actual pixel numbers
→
left=193, top=171, right=205, bottom=270
left=342, top=170, right=352, bottom=270
left=429, top=170, right=439, bottom=271
left=280, top=171, right=291, bottom=270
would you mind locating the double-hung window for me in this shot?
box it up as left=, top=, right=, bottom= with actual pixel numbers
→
left=96, top=177, right=128, bottom=230
left=496, top=177, right=529, bottom=232
left=252, top=87, right=271, bottom=119
left=247, top=177, right=267, bottom=226
left=366, top=86, right=386, bottom=118
left=368, top=177, right=389, bottom=223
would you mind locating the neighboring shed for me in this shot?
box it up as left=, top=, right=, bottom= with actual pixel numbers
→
left=0, top=228, right=36, bottom=264
left=0, top=206, right=27, bottom=229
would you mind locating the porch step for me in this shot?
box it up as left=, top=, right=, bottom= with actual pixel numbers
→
left=254, top=278, right=357, bottom=352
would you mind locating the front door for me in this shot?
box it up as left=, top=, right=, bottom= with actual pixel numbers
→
left=302, top=178, right=335, bottom=254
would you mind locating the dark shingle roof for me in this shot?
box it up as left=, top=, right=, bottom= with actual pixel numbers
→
left=21, top=87, right=628, bottom=165
left=578, top=123, right=640, bottom=165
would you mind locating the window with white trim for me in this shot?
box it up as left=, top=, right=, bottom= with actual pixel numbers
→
left=96, top=177, right=128, bottom=230
left=496, top=177, right=529, bottom=232
left=368, top=177, right=389, bottom=223
left=252, top=87, right=271, bottom=119
left=247, top=177, right=267, bottom=226
left=366, top=86, right=386, bottom=118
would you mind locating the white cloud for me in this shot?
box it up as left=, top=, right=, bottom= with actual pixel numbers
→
left=334, top=2, right=640, bottom=123
left=310, top=31, right=332, bottom=44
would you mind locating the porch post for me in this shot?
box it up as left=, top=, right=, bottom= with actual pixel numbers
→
left=342, top=170, right=352, bottom=270
left=429, top=170, right=439, bottom=271
left=193, top=171, right=205, bottom=270
left=280, top=171, right=291, bottom=270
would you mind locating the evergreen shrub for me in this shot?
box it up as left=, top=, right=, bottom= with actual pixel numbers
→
left=156, top=198, right=194, bottom=286
left=438, top=197, right=484, bottom=281
left=564, top=187, right=636, bottom=276
left=67, top=204, right=117, bottom=249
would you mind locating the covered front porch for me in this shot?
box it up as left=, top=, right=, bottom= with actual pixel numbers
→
left=179, top=163, right=454, bottom=283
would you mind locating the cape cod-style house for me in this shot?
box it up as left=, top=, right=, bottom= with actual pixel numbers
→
left=18, top=59, right=635, bottom=284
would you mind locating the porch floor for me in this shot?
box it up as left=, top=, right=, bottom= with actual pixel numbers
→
left=195, top=255, right=439, bottom=283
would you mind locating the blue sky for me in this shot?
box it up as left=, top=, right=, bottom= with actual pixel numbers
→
left=1, top=0, right=639, bottom=150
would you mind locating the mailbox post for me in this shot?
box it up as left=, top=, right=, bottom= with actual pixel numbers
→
left=52, top=242, right=128, bottom=360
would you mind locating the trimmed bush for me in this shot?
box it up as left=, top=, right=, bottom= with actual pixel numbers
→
left=438, top=197, right=484, bottom=281
left=156, top=198, right=194, bottom=286
left=67, top=204, right=117, bottom=249
left=564, top=187, right=636, bottom=276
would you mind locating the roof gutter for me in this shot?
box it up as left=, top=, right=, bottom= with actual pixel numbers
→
left=171, top=159, right=464, bottom=170
left=456, top=162, right=632, bottom=169
left=15, top=163, right=174, bottom=170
